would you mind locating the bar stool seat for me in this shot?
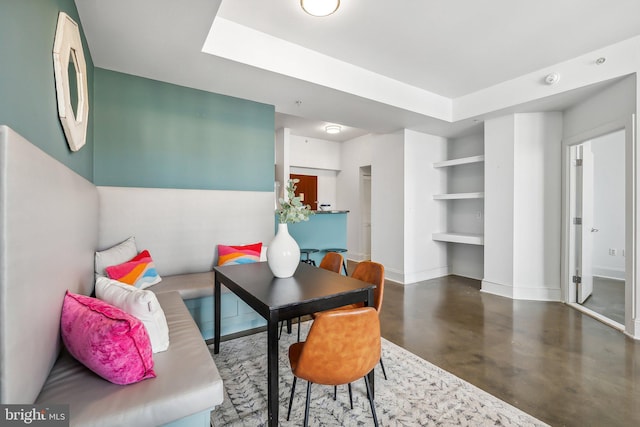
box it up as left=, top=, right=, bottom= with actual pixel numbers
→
left=325, top=248, right=348, bottom=275
left=300, top=248, right=319, bottom=266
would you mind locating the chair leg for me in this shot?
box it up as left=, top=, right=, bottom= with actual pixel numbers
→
left=342, top=260, right=348, bottom=275
left=380, top=357, right=388, bottom=380
left=287, top=377, right=297, bottom=421
left=348, top=383, right=353, bottom=409
left=304, top=382, right=312, bottom=427
left=363, top=376, right=379, bottom=427
left=297, top=316, right=301, bottom=342
left=333, top=385, right=337, bottom=400
left=278, top=321, right=284, bottom=339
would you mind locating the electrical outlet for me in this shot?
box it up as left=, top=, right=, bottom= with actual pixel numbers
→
left=609, top=248, right=617, bottom=256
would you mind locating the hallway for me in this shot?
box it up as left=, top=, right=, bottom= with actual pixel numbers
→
left=379, top=275, right=640, bottom=426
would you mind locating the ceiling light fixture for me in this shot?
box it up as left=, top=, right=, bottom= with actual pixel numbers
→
left=301, top=0, right=340, bottom=17
left=325, top=125, right=341, bottom=134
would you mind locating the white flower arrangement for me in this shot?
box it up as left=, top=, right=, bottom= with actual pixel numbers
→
left=277, top=179, right=313, bottom=224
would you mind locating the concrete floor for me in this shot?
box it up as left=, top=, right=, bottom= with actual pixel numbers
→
left=378, top=275, right=640, bottom=427
left=582, top=277, right=625, bottom=325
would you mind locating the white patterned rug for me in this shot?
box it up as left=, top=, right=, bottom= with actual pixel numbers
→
left=210, top=322, right=547, bottom=426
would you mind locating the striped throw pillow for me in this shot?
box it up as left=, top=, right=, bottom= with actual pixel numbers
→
left=105, top=250, right=162, bottom=289
left=217, top=243, right=262, bottom=266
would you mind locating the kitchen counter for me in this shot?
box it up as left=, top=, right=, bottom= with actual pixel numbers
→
left=278, top=211, right=349, bottom=266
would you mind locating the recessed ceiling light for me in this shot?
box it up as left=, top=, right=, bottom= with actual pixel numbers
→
left=301, top=0, right=340, bottom=17
left=325, top=125, right=341, bottom=134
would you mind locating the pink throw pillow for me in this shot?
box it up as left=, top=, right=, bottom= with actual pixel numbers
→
left=60, top=291, right=156, bottom=385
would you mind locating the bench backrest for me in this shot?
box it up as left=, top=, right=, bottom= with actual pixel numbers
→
left=97, top=186, right=274, bottom=276
left=0, top=126, right=98, bottom=403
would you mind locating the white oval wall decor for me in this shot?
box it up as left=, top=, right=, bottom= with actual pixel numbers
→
left=53, top=12, right=89, bottom=152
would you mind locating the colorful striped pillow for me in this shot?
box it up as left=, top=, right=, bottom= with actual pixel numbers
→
left=105, top=250, right=162, bottom=289
left=217, top=243, right=262, bottom=266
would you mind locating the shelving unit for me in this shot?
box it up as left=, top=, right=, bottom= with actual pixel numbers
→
left=432, top=153, right=485, bottom=246
left=433, top=155, right=485, bottom=168
left=433, top=192, right=484, bottom=200
left=432, top=232, right=484, bottom=245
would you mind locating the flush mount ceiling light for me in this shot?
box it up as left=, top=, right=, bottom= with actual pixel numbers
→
left=325, top=125, right=341, bottom=134
left=301, top=0, right=340, bottom=17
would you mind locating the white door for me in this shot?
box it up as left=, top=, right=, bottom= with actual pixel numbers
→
left=577, top=143, right=594, bottom=304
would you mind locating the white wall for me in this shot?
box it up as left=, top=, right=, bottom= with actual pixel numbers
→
left=371, top=131, right=405, bottom=280
left=274, top=128, right=290, bottom=202
left=338, top=133, right=374, bottom=261
left=563, top=77, right=636, bottom=140
left=512, top=112, right=563, bottom=299
left=591, top=130, right=626, bottom=279
left=484, top=115, right=516, bottom=290
left=483, top=112, right=563, bottom=301
left=289, top=135, right=341, bottom=170
left=404, top=130, right=448, bottom=283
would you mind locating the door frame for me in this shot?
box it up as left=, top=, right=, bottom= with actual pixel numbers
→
left=561, top=117, right=635, bottom=334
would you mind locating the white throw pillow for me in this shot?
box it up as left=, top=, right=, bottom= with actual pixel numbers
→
left=95, top=236, right=138, bottom=278
left=95, top=276, right=170, bottom=353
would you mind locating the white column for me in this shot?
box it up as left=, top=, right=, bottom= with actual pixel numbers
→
left=483, top=112, right=563, bottom=300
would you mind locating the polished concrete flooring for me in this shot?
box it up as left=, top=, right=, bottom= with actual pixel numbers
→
left=379, top=275, right=640, bottom=427
left=582, top=277, right=625, bottom=325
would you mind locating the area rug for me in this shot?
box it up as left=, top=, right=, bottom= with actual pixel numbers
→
left=210, top=322, right=547, bottom=426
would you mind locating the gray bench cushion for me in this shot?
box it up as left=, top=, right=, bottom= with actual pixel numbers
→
left=36, top=291, right=223, bottom=427
left=151, top=272, right=216, bottom=299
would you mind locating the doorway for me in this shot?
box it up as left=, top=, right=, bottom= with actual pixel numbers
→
left=290, top=174, right=318, bottom=211
left=360, top=166, right=372, bottom=260
left=567, top=129, right=626, bottom=327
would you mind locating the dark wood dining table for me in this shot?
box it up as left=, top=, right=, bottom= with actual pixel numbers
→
left=213, top=261, right=376, bottom=426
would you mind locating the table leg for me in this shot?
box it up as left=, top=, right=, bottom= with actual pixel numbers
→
left=214, top=276, right=221, bottom=354
left=366, top=287, right=375, bottom=400
left=267, top=311, right=279, bottom=426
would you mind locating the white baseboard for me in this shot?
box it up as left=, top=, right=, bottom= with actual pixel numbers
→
left=346, top=252, right=370, bottom=262
left=481, top=280, right=562, bottom=301
left=384, top=266, right=450, bottom=285
left=625, top=319, right=640, bottom=340
left=592, top=266, right=625, bottom=281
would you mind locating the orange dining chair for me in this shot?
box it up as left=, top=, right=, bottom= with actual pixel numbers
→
left=287, top=307, right=381, bottom=427
left=318, top=251, right=344, bottom=274
left=279, top=252, right=345, bottom=341
left=322, top=261, right=388, bottom=380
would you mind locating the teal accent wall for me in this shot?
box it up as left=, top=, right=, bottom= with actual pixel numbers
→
left=0, top=0, right=94, bottom=180
left=287, top=213, right=349, bottom=266
left=94, top=69, right=275, bottom=191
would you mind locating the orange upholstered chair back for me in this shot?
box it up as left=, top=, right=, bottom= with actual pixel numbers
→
left=292, top=307, right=380, bottom=385
left=318, top=252, right=343, bottom=274
left=351, top=261, right=385, bottom=313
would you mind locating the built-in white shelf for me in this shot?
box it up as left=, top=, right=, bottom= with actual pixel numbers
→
left=433, top=192, right=484, bottom=200
left=433, top=155, right=485, bottom=168
left=432, top=232, right=484, bottom=245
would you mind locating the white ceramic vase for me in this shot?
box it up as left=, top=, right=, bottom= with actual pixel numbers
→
left=267, top=223, right=300, bottom=278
